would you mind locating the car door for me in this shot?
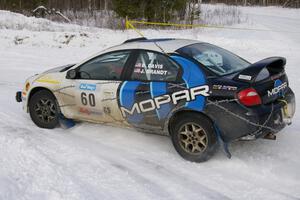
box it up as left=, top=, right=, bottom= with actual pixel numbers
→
left=63, top=50, right=136, bottom=124
left=118, top=50, right=182, bottom=130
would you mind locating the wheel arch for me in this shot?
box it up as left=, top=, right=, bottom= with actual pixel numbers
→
left=27, top=86, right=62, bottom=129
left=167, top=109, right=215, bottom=136
left=27, top=87, right=58, bottom=108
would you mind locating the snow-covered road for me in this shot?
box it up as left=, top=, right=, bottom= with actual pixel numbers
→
left=0, top=6, right=300, bottom=200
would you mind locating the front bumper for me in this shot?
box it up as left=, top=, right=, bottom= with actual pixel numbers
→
left=16, top=91, right=22, bottom=102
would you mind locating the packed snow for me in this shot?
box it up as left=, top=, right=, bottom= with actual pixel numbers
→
left=0, top=5, right=300, bottom=200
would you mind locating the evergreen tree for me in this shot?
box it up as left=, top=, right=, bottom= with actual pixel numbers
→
left=112, top=0, right=187, bottom=22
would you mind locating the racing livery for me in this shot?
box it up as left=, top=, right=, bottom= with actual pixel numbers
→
left=16, top=38, right=296, bottom=162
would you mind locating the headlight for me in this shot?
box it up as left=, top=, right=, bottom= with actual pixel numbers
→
left=25, top=82, right=31, bottom=92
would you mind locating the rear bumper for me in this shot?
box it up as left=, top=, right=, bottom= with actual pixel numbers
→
left=206, top=88, right=295, bottom=142
left=252, top=88, right=295, bottom=138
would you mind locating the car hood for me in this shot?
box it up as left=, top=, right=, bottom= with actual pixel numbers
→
left=42, top=63, right=76, bottom=74
left=26, top=63, right=76, bottom=85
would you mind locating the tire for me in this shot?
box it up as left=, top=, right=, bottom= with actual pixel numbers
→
left=29, top=90, right=60, bottom=129
left=170, top=113, right=218, bottom=162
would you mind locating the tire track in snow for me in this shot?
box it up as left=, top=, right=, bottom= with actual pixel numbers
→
left=0, top=122, right=89, bottom=200
left=67, top=132, right=231, bottom=200
left=1, top=106, right=298, bottom=200
left=0, top=119, right=171, bottom=200
left=71, top=129, right=299, bottom=200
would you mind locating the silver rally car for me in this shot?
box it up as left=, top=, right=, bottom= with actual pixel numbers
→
left=16, top=38, right=295, bottom=162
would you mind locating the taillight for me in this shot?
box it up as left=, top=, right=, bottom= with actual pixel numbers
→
left=238, top=88, right=262, bottom=106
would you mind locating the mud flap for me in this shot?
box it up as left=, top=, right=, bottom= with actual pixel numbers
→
left=59, top=114, right=76, bottom=129
left=214, top=123, right=231, bottom=159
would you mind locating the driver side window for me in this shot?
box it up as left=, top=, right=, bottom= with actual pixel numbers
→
left=77, top=51, right=131, bottom=80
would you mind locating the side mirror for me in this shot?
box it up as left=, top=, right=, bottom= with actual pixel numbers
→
left=66, top=69, right=77, bottom=79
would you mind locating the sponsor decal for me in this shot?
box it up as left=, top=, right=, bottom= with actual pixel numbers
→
left=79, top=107, right=102, bottom=115
left=238, top=74, right=252, bottom=81
left=119, top=56, right=208, bottom=125
left=103, top=107, right=111, bottom=114
left=213, top=85, right=237, bottom=91
left=268, top=79, right=287, bottom=97
left=120, top=85, right=209, bottom=117
left=79, top=83, right=96, bottom=91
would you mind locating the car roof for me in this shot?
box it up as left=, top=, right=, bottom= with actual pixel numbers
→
left=101, top=38, right=200, bottom=54
left=72, top=38, right=201, bottom=69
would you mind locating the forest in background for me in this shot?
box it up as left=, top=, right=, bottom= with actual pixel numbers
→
left=0, top=0, right=299, bottom=11
left=0, top=0, right=298, bottom=29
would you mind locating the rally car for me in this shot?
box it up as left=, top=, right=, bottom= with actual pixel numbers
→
left=16, top=38, right=295, bottom=162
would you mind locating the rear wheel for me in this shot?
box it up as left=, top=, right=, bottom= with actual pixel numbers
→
left=170, top=113, right=218, bottom=162
left=29, top=90, right=59, bottom=129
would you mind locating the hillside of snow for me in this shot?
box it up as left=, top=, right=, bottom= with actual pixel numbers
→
left=0, top=6, right=300, bottom=200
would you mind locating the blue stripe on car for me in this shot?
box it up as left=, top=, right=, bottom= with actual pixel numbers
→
left=150, top=82, right=170, bottom=120
left=171, top=55, right=206, bottom=111
left=119, top=81, right=143, bottom=123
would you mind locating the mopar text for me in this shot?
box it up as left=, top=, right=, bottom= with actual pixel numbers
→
left=120, top=85, right=209, bottom=117
left=268, top=82, right=287, bottom=97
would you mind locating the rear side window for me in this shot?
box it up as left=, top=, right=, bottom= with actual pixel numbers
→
left=131, top=51, right=179, bottom=82
left=77, top=51, right=131, bottom=80
left=177, top=43, right=250, bottom=76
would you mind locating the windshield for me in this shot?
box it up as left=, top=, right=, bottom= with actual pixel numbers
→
left=177, top=43, right=250, bottom=76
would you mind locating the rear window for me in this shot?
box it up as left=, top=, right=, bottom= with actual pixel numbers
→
left=177, top=43, right=250, bottom=76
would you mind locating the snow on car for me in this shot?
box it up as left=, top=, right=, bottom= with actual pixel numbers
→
left=16, top=37, right=295, bottom=162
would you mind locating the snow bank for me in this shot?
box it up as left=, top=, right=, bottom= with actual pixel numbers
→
left=0, top=10, right=99, bottom=32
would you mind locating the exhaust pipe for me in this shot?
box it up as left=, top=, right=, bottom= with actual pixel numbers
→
left=263, top=133, right=276, bottom=140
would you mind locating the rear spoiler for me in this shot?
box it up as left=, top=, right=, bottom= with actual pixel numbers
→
left=233, top=57, right=286, bottom=83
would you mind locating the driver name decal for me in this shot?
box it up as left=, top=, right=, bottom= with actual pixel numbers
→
left=134, top=63, right=168, bottom=76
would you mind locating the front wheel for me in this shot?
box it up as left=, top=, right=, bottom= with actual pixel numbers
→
left=170, top=113, right=218, bottom=162
left=29, top=90, right=59, bottom=129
